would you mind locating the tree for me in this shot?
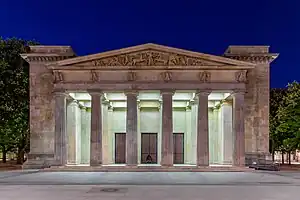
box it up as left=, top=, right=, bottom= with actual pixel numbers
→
left=269, top=88, right=287, bottom=161
left=276, top=81, right=300, bottom=164
left=0, top=37, right=38, bottom=163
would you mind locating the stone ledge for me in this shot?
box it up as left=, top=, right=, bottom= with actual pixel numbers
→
left=43, top=166, right=254, bottom=172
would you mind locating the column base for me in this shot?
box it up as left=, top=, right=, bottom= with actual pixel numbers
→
left=161, top=164, right=173, bottom=167
left=90, top=160, right=102, bottom=166
left=222, top=160, right=233, bottom=165
left=23, top=153, right=56, bottom=169
left=245, top=152, right=272, bottom=166
left=126, top=164, right=138, bottom=167
left=197, top=164, right=209, bottom=167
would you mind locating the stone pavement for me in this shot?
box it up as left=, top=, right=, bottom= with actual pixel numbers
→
left=0, top=171, right=299, bottom=200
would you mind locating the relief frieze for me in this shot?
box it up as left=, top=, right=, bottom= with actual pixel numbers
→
left=91, top=50, right=218, bottom=67
left=91, top=70, right=99, bottom=82
left=235, top=70, right=247, bottom=82
left=127, top=71, right=137, bottom=81
left=161, top=71, right=172, bottom=82
left=198, top=71, right=211, bottom=82
left=53, top=71, right=63, bottom=83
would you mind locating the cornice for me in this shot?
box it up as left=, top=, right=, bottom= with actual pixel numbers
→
left=224, top=53, right=279, bottom=64
left=21, top=54, right=75, bottom=63
left=47, top=65, right=254, bottom=70
left=52, top=43, right=256, bottom=67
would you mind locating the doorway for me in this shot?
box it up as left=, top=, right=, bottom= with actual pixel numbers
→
left=173, top=133, right=184, bottom=164
left=115, top=133, right=126, bottom=164
left=141, top=133, right=157, bottom=164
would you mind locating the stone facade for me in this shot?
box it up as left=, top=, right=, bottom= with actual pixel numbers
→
left=21, top=43, right=278, bottom=169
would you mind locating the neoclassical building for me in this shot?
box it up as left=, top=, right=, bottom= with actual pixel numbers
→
left=21, top=43, right=278, bottom=169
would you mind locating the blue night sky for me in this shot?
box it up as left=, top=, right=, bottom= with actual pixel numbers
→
left=1, top=0, right=299, bottom=88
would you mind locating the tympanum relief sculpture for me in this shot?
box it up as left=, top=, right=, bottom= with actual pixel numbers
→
left=92, top=50, right=219, bottom=67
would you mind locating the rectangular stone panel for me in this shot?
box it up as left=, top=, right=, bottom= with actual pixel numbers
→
left=115, top=133, right=126, bottom=164
left=141, top=133, right=158, bottom=164
left=62, top=71, right=91, bottom=82
left=173, top=133, right=184, bottom=164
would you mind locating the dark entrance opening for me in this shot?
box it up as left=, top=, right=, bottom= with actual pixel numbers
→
left=173, top=133, right=184, bottom=164
left=115, top=133, right=126, bottom=164
left=141, top=133, right=157, bottom=164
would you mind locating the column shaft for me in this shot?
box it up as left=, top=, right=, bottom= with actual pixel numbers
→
left=126, top=92, right=138, bottom=165
left=161, top=91, right=173, bottom=166
left=221, top=102, right=233, bottom=165
left=102, top=102, right=109, bottom=165
left=90, top=92, right=103, bottom=166
left=66, top=101, right=77, bottom=164
left=196, top=91, right=210, bottom=166
left=233, top=92, right=245, bottom=166
left=54, top=91, right=67, bottom=166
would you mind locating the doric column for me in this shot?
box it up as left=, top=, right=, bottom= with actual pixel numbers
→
left=107, top=106, right=114, bottom=164
left=125, top=91, right=138, bottom=165
left=232, top=90, right=245, bottom=166
left=185, top=106, right=192, bottom=164
left=101, top=100, right=110, bottom=165
left=196, top=90, right=210, bottom=166
left=80, top=106, right=90, bottom=165
left=161, top=90, right=174, bottom=166
left=137, top=100, right=141, bottom=164
left=54, top=90, right=67, bottom=166
left=89, top=91, right=103, bottom=166
left=66, top=100, right=78, bottom=165
left=221, top=101, right=233, bottom=165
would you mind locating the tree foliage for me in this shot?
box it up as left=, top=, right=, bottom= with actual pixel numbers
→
left=276, top=81, right=300, bottom=153
left=269, top=88, right=287, bottom=155
left=0, top=37, right=38, bottom=163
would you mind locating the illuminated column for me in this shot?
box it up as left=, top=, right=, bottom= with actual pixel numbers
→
left=232, top=90, right=245, bottom=166
left=54, top=90, right=67, bottom=166
left=161, top=90, right=174, bottom=166
left=196, top=90, right=210, bottom=166
left=125, top=91, right=138, bottom=165
left=89, top=91, right=103, bottom=166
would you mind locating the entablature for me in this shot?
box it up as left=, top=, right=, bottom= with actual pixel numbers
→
left=50, top=69, right=250, bottom=85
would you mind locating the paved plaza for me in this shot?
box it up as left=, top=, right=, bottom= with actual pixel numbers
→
left=0, top=171, right=299, bottom=200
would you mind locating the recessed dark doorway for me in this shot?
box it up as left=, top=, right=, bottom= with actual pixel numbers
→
left=173, top=133, right=184, bottom=164
left=141, top=133, right=158, bottom=164
left=115, top=133, right=126, bottom=164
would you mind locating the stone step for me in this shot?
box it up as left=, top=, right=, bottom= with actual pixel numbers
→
left=43, top=166, right=254, bottom=172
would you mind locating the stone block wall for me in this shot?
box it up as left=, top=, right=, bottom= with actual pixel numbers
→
left=21, top=46, right=75, bottom=168
left=224, top=46, right=278, bottom=165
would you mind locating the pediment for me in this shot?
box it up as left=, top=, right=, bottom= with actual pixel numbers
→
left=49, top=43, right=255, bottom=69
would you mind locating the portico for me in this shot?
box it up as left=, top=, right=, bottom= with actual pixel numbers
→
left=21, top=43, right=278, bottom=169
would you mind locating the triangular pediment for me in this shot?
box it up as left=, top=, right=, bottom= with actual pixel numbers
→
left=50, top=43, right=255, bottom=68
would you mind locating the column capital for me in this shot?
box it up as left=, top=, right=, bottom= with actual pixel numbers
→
left=124, top=90, right=139, bottom=96
left=190, top=99, right=198, bottom=105
left=231, top=89, right=246, bottom=96
left=186, top=106, right=192, bottom=111
left=101, top=99, right=110, bottom=105
left=222, top=100, right=232, bottom=106
left=87, top=90, right=103, bottom=96
left=160, top=89, right=175, bottom=95
left=53, top=89, right=68, bottom=97
left=79, top=104, right=86, bottom=110
left=108, top=106, right=114, bottom=111
left=68, top=99, right=79, bottom=106
left=195, top=89, right=211, bottom=96
left=66, top=95, right=75, bottom=105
